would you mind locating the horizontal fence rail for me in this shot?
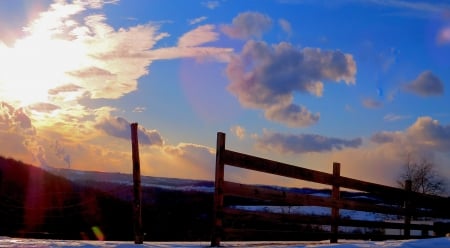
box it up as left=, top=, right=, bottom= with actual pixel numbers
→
left=210, top=132, right=450, bottom=247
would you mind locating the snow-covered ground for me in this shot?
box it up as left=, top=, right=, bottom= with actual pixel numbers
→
left=1, top=237, right=450, bottom=248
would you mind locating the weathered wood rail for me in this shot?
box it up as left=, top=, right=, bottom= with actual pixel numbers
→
left=210, top=132, right=450, bottom=246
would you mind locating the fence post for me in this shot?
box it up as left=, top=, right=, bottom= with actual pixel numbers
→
left=211, top=132, right=226, bottom=247
left=331, top=162, right=341, bottom=243
left=131, top=123, right=143, bottom=244
left=404, top=179, right=412, bottom=239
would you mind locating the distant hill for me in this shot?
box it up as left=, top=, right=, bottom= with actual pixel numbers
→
left=0, top=156, right=216, bottom=241
left=0, top=155, right=387, bottom=241
left=0, top=156, right=134, bottom=240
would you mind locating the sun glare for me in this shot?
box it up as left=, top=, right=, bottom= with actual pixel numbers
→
left=0, top=31, right=89, bottom=107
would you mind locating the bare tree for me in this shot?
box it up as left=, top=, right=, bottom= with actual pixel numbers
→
left=397, top=154, right=446, bottom=195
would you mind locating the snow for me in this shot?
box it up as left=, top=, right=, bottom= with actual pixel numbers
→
left=1, top=237, right=450, bottom=247
left=232, top=205, right=384, bottom=221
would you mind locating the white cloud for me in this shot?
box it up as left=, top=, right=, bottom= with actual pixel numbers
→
left=0, top=0, right=237, bottom=179
left=178, top=24, right=219, bottom=47
left=0, top=0, right=235, bottom=106
left=371, top=116, right=450, bottom=153
left=278, top=18, right=292, bottom=36
left=132, top=106, right=146, bottom=113
left=222, top=12, right=273, bottom=40
left=230, top=125, right=246, bottom=139
left=189, top=16, right=207, bottom=25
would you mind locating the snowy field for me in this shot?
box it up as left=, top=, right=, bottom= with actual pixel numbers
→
left=1, top=237, right=450, bottom=248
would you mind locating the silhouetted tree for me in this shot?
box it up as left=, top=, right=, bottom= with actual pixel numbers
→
left=397, top=154, right=446, bottom=196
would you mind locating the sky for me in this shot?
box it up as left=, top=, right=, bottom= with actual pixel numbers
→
left=0, top=0, right=450, bottom=189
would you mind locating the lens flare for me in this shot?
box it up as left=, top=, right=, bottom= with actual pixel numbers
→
left=91, top=226, right=105, bottom=241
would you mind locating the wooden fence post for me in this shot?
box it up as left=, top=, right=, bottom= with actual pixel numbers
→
left=404, top=179, right=412, bottom=239
left=330, top=162, right=341, bottom=243
left=131, top=123, right=143, bottom=244
left=211, top=132, right=226, bottom=247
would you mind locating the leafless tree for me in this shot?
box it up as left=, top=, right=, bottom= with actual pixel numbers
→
left=397, top=154, right=447, bottom=196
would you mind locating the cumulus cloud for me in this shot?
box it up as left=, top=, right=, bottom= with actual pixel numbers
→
left=255, top=130, right=362, bottom=154
left=0, top=102, right=52, bottom=167
left=178, top=24, right=219, bottom=47
left=96, top=116, right=163, bottom=146
left=371, top=116, right=450, bottom=152
left=403, top=71, right=444, bottom=97
left=0, top=102, right=34, bottom=131
left=265, top=103, right=320, bottom=127
left=164, top=143, right=214, bottom=162
left=230, top=125, right=246, bottom=139
left=222, top=12, right=272, bottom=40
left=226, top=40, right=356, bottom=127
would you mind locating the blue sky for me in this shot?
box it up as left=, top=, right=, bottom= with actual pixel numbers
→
left=1, top=0, right=449, bottom=187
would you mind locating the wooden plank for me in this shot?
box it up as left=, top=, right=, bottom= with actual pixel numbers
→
left=331, top=162, right=340, bottom=243
left=339, top=218, right=432, bottom=230
left=217, top=135, right=450, bottom=243
left=404, top=180, right=412, bottom=239
left=223, top=207, right=432, bottom=230
left=223, top=207, right=332, bottom=226
left=130, top=123, right=143, bottom=244
left=224, top=150, right=405, bottom=199
left=223, top=181, right=409, bottom=216
left=223, top=149, right=450, bottom=210
left=211, top=132, right=226, bottom=247
left=338, top=233, right=409, bottom=241
left=223, top=149, right=334, bottom=185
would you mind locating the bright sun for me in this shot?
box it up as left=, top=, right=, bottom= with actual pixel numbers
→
left=0, top=31, right=88, bottom=107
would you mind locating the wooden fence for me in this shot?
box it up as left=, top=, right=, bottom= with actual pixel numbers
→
left=210, top=132, right=450, bottom=246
